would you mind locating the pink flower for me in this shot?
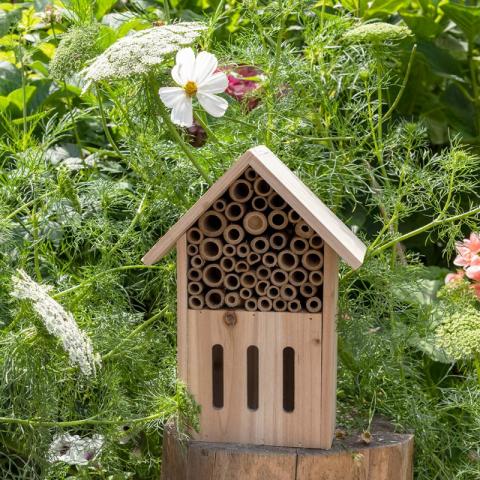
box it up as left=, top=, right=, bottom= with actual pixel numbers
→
left=466, top=265, right=480, bottom=282
left=445, top=270, right=465, bottom=285
left=454, top=233, right=480, bottom=267
left=221, top=65, right=263, bottom=111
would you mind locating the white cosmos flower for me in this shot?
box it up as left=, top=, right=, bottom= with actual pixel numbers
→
left=159, top=48, right=228, bottom=127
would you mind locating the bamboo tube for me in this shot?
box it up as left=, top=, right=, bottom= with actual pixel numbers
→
left=268, top=209, right=288, bottom=230
left=190, top=255, right=205, bottom=268
left=287, top=299, right=302, bottom=313
left=271, top=269, right=288, bottom=286
left=277, top=250, right=299, bottom=272
left=244, top=166, right=257, bottom=182
left=267, top=192, right=287, bottom=210
left=240, top=271, right=257, bottom=289
left=267, top=285, right=280, bottom=299
left=205, top=289, right=225, bottom=309
left=225, top=291, right=241, bottom=308
left=300, top=282, right=317, bottom=298
left=306, top=297, right=322, bottom=313
left=253, top=178, right=272, bottom=197
left=258, top=296, right=273, bottom=312
left=290, top=236, right=309, bottom=255
left=273, top=298, right=287, bottom=312
left=251, top=236, right=269, bottom=254
left=309, top=271, right=324, bottom=286
left=213, top=198, right=227, bottom=212
left=270, top=232, right=288, bottom=251
left=243, top=211, right=268, bottom=235
left=237, top=242, right=250, bottom=258
left=240, top=288, right=253, bottom=300
left=280, top=284, right=297, bottom=301
left=229, top=179, right=253, bottom=203
left=289, top=268, right=308, bottom=286
left=199, top=238, right=223, bottom=261
left=187, top=244, right=199, bottom=256
left=256, top=265, right=271, bottom=280
left=309, top=234, right=324, bottom=250
left=198, top=211, right=227, bottom=238
left=295, top=221, right=314, bottom=239
left=224, top=273, right=241, bottom=290
left=186, top=227, right=203, bottom=245
left=223, top=244, right=236, bottom=257
left=220, top=256, right=235, bottom=273
left=255, top=280, right=270, bottom=297
left=188, top=282, right=204, bottom=296
left=262, top=252, right=277, bottom=268
left=252, top=195, right=268, bottom=212
left=187, top=268, right=202, bottom=282
left=245, top=297, right=257, bottom=311
left=236, top=260, right=249, bottom=272
left=301, top=250, right=324, bottom=271
left=287, top=209, right=301, bottom=224
left=203, top=264, right=224, bottom=287
left=223, top=224, right=245, bottom=245
left=247, top=252, right=261, bottom=266
left=189, top=295, right=205, bottom=309
left=225, top=202, right=246, bottom=221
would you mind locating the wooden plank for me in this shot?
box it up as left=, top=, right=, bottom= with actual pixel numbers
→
left=186, top=309, right=323, bottom=448
left=248, top=146, right=366, bottom=269
left=319, top=244, right=338, bottom=449
left=142, top=150, right=255, bottom=265
left=176, top=235, right=188, bottom=383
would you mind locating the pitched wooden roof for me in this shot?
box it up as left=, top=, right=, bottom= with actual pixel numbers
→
left=142, top=145, right=367, bottom=269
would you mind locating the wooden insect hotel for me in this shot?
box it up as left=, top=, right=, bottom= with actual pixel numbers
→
left=143, top=146, right=367, bottom=450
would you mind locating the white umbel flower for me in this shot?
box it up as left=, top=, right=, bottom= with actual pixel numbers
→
left=159, top=47, right=228, bottom=127
left=11, top=270, right=98, bottom=376
left=49, top=433, right=104, bottom=465
left=82, top=22, right=206, bottom=87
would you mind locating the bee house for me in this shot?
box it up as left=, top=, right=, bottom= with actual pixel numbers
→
left=143, top=146, right=366, bottom=449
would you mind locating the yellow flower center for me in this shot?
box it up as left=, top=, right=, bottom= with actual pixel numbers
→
left=184, top=81, right=198, bottom=97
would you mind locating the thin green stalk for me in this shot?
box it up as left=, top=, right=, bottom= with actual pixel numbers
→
left=96, top=87, right=125, bottom=160
left=163, top=0, right=170, bottom=22
left=5, top=192, right=49, bottom=221
left=31, top=209, right=42, bottom=282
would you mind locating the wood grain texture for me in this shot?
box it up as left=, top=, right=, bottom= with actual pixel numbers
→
left=186, top=309, right=323, bottom=448
left=161, top=427, right=414, bottom=480
left=176, top=234, right=188, bottom=383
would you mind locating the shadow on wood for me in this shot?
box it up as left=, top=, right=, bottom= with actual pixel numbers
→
left=160, top=425, right=414, bottom=480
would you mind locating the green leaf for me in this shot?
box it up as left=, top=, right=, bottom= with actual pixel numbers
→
left=95, top=0, right=117, bottom=20
left=0, top=61, right=22, bottom=96
left=401, top=12, right=444, bottom=39
left=7, top=85, right=37, bottom=113
left=0, top=8, right=22, bottom=37
left=441, top=3, right=480, bottom=42
left=363, top=0, right=409, bottom=19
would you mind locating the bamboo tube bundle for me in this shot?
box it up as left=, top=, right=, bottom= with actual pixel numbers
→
left=186, top=227, right=204, bottom=245
left=244, top=166, right=257, bottom=182
left=300, top=283, right=317, bottom=298
left=270, top=232, right=288, bottom=251
left=237, top=242, right=250, bottom=258
left=306, top=297, right=322, bottom=313
left=240, top=271, right=257, bottom=289
left=220, top=256, right=235, bottom=272
left=199, top=238, right=223, bottom=261
left=268, top=209, right=288, bottom=230
left=309, top=234, right=324, bottom=250
left=247, top=252, right=261, bottom=266
left=271, top=269, right=288, bottom=286
left=225, top=202, right=246, bottom=221
left=290, top=236, right=309, bottom=255
left=245, top=298, right=257, bottom=311
left=288, top=299, right=302, bottom=313
left=280, top=284, right=297, bottom=301
left=273, top=298, right=287, bottom=312
left=256, top=265, right=271, bottom=280
left=188, top=282, right=204, bottom=296
left=262, top=252, right=277, bottom=268
left=223, top=224, right=245, bottom=245
left=302, top=250, right=324, bottom=271
left=240, top=288, right=253, bottom=300
left=187, top=244, right=199, bottom=256
left=267, top=192, right=287, bottom=210
left=225, top=292, right=242, bottom=308
left=243, top=211, right=268, bottom=235
left=258, top=296, right=273, bottom=312
left=190, top=255, right=205, bottom=268
left=205, top=289, right=225, bottom=309
left=187, top=268, right=202, bottom=282
left=287, top=209, right=301, bottom=224
left=255, top=280, right=270, bottom=297
left=309, top=270, right=324, bottom=286
left=223, top=244, right=236, bottom=257
left=289, top=268, right=308, bottom=286
left=251, top=195, right=268, bottom=211
left=267, top=285, right=280, bottom=299
left=229, top=179, right=253, bottom=203
left=295, top=220, right=314, bottom=239
left=236, top=260, right=249, bottom=272
left=277, top=250, right=299, bottom=272
left=253, top=178, right=272, bottom=197
left=224, top=273, right=241, bottom=290
left=198, top=211, right=227, bottom=237
left=251, top=236, right=269, bottom=254
left=189, top=295, right=205, bottom=309
left=213, top=198, right=227, bottom=212
left=203, top=264, right=224, bottom=287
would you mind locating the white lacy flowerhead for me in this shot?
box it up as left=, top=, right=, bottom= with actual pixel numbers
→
left=11, top=270, right=99, bottom=376
left=159, top=47, right=228, bottom=127
left=49, top=433, right=104, bottom=465
left=82, top=22, right=206, bottom=88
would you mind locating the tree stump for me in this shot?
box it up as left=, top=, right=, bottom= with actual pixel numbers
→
left=160, top=424, right=414, bottom=480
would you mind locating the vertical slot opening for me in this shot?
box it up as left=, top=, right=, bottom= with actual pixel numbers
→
left=247, top=346, right=259, bottom=410
left=283, top=347, right=295, bottom=412
left=212, top=344, right=224, bottom=409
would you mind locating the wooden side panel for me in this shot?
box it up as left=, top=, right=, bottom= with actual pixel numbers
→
left=320, top=244, right=339, bottom=449
left=186, top=310, right=323, bottom=448
left=176, top=235, right=188, bottom=383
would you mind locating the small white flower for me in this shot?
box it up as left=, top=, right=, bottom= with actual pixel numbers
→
left=49, top=433, right=104, bottom=465
left=159, top=48, right=228, bottom=127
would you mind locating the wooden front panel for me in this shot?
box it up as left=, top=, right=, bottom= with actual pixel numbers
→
left=187, top=309, right=323, bottom=448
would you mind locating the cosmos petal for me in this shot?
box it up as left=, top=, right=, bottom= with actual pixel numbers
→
left=197, top=92, right=228, bottom=117
left=198, top=71, right=228, bottom=94
left=158, top=87, right=185, bottom=108
left=172, top=48, right=195, bottom=85
left=194, top=51, right=218, bottom=85
left=171, top=95, right=193, bottom=127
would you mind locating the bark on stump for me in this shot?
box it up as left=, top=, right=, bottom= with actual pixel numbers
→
left=160, top=426, right=414, bottom=480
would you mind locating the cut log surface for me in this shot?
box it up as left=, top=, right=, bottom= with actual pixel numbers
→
left=161, top=425, right=414, bottom=480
